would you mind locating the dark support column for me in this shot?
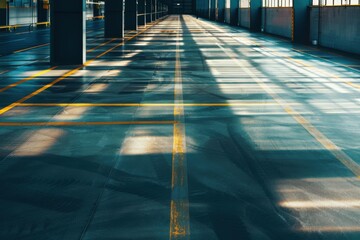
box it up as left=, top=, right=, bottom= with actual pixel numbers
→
left=0, top=0, right=8, bottom=26
left=217, top=0, right=225, bottom=22
left=293, top=0, right=311, bottom=43
left=146, top=0, right=152, bottom=23
left=105, top=0, right=125, bottom=38
left=210, top=0, right=216, bottom=20
left=230, top=0, right=238, bottom=25
left=158, top=2, right=162, bottom=18
left=125, top=0, right=138, bottom=30
left=93, top=0, right=102, bottom=20
left=138, top=0, right=146, bottom=26
left=250, top=0, right=261, bottom=32
left=157, top=1, right=161, bottom=19
left=50, top=0, right=86, bottom=66
left=152, top=0, right=156, bottom=21
left=37, top=0, right=49, bottom=28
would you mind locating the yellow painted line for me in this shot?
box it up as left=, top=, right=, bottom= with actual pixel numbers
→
left=18, top=102, right=281, bottom=107
left=170, top=16, right=190, bottom=240
left=0, top=120, right=175, bottom=127
left=0, top=66, right=57, bottom=93
left=87, top=38, right=116, bottom=53
left=292, top=48, right=360, bottom=73
left=0, top=18, right=165, bottom=116
left=298, top=226, right=360, bottom=232
left=215, top=40, right=360, bottom=177
left=0, top=70, right=9, bottom=75
left=13, top=43, right=49, bottom=53
left=282, top=55, right=360, bottom=91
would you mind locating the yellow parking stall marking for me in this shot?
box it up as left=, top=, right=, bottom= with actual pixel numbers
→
left=170, top=16, right=190, bottom=240
left=0, top=66, right=57, bottom=93
left=18, top=102, right=282, bottom=107
left=87, top=38, right=116, bottom=53
left=0, top=18, right=166, bottom=116
left=13, top=43, right=49, bottom=54
left=283, top=55, right=360, bottom=91
left=0, top=120, right=176, bottom=127
left=0, top=70, right=9, bottom=75
left=213, top=37, right=360, bottom=177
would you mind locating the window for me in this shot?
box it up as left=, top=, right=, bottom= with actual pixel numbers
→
left=312, top=0, right=360, bottom=5
left=262, top=0, right=293, bottom=7
left=240, top=0, right=250, bottom=8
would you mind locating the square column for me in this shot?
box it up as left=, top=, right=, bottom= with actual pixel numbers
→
left=105, top=0, right=125, bottom=38
left=93, top=0, right=102, bottom=20
left=0, top=0, right=8, bottom=26
left=293, top=0, right=311, bottom=43
left=210, top=0, right=216, bottom=21
left=230, top=0, right=238, bottom=25
left=50, top=0, right=86, bottom=66
left=250, top=0, right=261, bottom=32
left=125, top=0, right=138, bottom=30
left=138, top=0, right=146, bottom=26
left=37, top=0, right=50, bottom=28
left=146, top=0, right=152, bottom=23
left=152, top=0, right=156, bottom=21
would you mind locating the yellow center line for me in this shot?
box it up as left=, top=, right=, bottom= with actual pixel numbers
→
left=0, top=67, right=57, bottom=93
left=170, top=16, right=190, bottom=240
left=13, top=43, right=50, bottom=53
left=214, top=36, right=360, bottom=177
left=17, top=102, right=283, bottom=107
left=283, top=55, right=360, bottom=91
left=0, top=70, right=9, bottom=75
left=0, top=120, right=176, bottom=127
left=87, top=38, right=117, bottom=53
left=0, top=18, right=165, bottom=116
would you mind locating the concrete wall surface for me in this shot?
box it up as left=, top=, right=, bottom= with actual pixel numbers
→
left=239, top=8, right=250, bottom=28
left=310, top=6, right=360, bottom=55
left=9, top=7, right=37, bottom=25
left=225, top=8, right=230, bottom=23
left=263, top=7, right=292, bottom=39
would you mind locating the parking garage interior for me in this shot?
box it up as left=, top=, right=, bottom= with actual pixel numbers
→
left=0, top=0, right=359, bottom=239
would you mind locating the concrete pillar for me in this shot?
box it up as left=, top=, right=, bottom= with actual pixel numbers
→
left=158, top=2, right=162, bottom=18
left=125, top=0, right=138, bottom=30
left=0, top=0, right=8, bottom=26
left=230, top=0, right=238, bottom=25
left=152, top=0, right=156, bottom=21
left=157, top=1, right=161, bottom=19
left=138, top=0, right=146, bottom=26
left=37, top=0, right=50, bottom=28
left=293, top=0, right=311, bottom=43
left=93, top=0, right=102, bottom=20
left=210, top=0, right=216, bottom=20
left=105, top=0, right=125, bottom=38
left=146, top=0, right=152, bottom=23
left=50, top=0, right=86, bottom=66
left=250, top=0, right=261, bottom=32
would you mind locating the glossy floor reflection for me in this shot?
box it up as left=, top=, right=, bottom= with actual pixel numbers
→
left=0, top=15, right=360, bottom=240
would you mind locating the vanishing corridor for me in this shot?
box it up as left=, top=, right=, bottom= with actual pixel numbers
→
left=0, top=15, right=360, bottom=240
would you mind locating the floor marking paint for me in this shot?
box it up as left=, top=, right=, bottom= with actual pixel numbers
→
left=213, top=36, right=360, bottom=177
left=197, top=19, right=360, bottom=92
left=170, top=16, right=190, bottom=240
left=13, top=43, right=49, bottom=53
left=87, top=38, right=116, bottom=53
left=0, top=120, right=175, bottom=127
left=0, top=67, right=57, bottom=93
left=0, top=70, right=9, bottom=75
left=18, top=102, right=283, bottom=107
left=0, top=18, right=165, bottom=116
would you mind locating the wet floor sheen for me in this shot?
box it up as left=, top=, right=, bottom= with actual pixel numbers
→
left=0, top=15, right=360, bottom=240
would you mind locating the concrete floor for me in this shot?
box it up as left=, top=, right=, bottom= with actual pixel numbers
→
left=0, top=15, right=360, bottom=240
